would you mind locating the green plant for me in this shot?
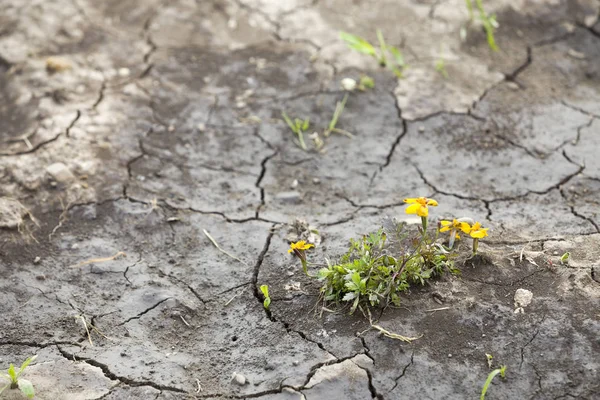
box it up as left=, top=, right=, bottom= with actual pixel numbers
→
left=340, top=30, right=407, bottom=77
left=281, top=112, right=310, bottom=150
left=324, top=93, right=352, bottom=138
left=0, top=355, right=37, bottom=398
left=560, top=252, right=570, bottom=265
left=435, top=58, right=449, bottom=79
left=480, top=365, right=506, bottom=400
left=465, top=0, right=499, bottom=51
left=358, top=75, right=375, bottom=91
left=260, top=285, right=271, bottom=310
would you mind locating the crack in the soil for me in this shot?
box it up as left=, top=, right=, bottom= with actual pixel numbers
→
left=56, top=345, right=186, bottom=393
left=255, top=151, right=279, bottom=218
left=559, top=187, right=600, bottom=233
left=159, top=269, right=207, bottom=305
left=519, top=314, right=546, bottom=369
left=118, top=297, right=172, bottom=325
left=380, top=120, right=408, bottom=171
left=388, top=351, right=414, bottom=393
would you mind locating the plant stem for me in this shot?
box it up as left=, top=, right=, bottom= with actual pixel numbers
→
left=297, top=131, right=307, bottom=151
left=421, top=216, right=428, bottom=235
left=473, top=238, right=479, bottom=255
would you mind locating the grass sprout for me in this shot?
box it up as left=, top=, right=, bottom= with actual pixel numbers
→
left=340, top=30, right=407, bottom=77
left=465, top=0, right=499, bottom=51
left=480, top=365, right=507, bottom=400
left=282, top=112, right=310, bottom=150
left=325, top=93, right=352, bottom=137
left=260, top=285, right=271, bottom=310
left=0, top=355, right=37, bottom=399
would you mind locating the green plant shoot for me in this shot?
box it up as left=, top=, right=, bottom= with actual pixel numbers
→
left=340, top=31, right=407, bottom=77
left=0, top=355, right=37, bottom=399
left=480, top=365, right=506, bottom=400
left=260, top=285, right=271, bottom=310
left=325, top=93, right=352, bottom=137
left=282, top=111, right=310, bottom=151
left=560, top=252, right=570, bottom=264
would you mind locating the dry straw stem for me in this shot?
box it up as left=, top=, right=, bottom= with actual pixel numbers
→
left=71, top=251, right=127, bottom=268
left=203, top=229, right=248, bottom=267
left=360, top=306, right=422, bottom=343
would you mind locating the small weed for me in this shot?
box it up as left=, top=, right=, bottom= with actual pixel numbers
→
left=435, top=58, right=449, bottom=79
left=464, top=0, right=499, bottom=51
left=480, top=365, right=506, bottom=400
left=288, top=197, right=488, bottom=313
left=281, top=112, right=310, bottom=151
left=260, top=285, right=271, bottom=310
left=340, top=30, right=407, bottom=78
left=358, top=75, right=375, bottom=91
left=324, top=93, right=352, bottom=138
left=560, top=252, right=570, bottom=265
left=0, top=355, right=37, bottom=399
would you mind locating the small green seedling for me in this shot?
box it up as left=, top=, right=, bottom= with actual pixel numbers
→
left=0, top=355, right=37, bottom=398
left=260, top=284, right=271, bottom=310
left=464, top=0, right=499, bottom=51
left=281, top=112, right=310, bottom=151
left=560, top=252, right=570, bottom=265
left=340, top=30, right=407, bottom=78
left=435, top=58, right=449, bottom=79
left=480, top=365, right=506, bottom=400
left=358, top=75, right=375, bottom=91
left=324, top=93, right=352, bottom=138
left=485, top=353, right=493, bottom=368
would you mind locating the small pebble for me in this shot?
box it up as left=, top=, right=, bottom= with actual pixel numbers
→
left=33, top=256, right=41, bottom=264
left=292, top=360, right=300, bottom=366
left=118, top=67, right=130, bottom=77
left=418, top=126, right=425, bottom=133
left=312, top=178, right=320, bottom=184
left=448, top=354, right=452, bottom=358
left=291, top=179, right=299, bottom=189
left=232, top=372, right=246, bottom=386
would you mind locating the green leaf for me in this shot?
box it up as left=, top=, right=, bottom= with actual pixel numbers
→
left=18, top=379, right=35, bottom=399
left=302, top=118, right=310, bottom=131
left=560, top=252, right=570, bottom=264
left=342, top=292, right=356, bottom=301
left=260, top=285, right=269, bottom=298
left=281, top=112, right=297, bottom=133
left=358, top=75, right=375, bottom=90
left=388, top=46, right=405, bottom=67
left=17, top=356, right=37, bottom=379
left=7, top=364, right=16, bottom=383
left=351, top=272, right=362, bottom=287
left=339, top=32, right=376, bottom=56
left=480, top=366, right=506, bottom=400
left=263, top=297, right=271, bottom=310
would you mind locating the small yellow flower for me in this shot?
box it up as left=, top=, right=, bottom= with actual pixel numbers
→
left=404, top=197, right=438, bottom=217
left=439, top=219, right=471, bottom=234
left=288, top=240, right=314, bottom=253
left=469, top=222, right=488, bottom=239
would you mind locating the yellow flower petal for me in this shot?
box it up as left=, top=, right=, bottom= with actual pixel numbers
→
left=405, top=203, right=421, bottom=215
left=439, top=226, right=451, bottom=232
left=416, top=205, right=428, bottom=217
left=404, top=198, right=419, bottom=204
left=459, top=222, right=471, bottom=233
left=427, top=199, right=438, bottom=206
left=470, top=228, right=488, bottom=239
left=471, top=222, right=482, bottom=231
left=440, top=220, right=452, bottom=226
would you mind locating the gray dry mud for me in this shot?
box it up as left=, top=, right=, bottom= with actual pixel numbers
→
left=1, top=0, right=599, bottom=399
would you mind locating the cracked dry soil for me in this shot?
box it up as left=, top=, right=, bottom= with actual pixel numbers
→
left=1, top=0, right=599, bottom=399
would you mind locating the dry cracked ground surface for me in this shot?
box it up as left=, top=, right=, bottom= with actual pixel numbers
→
left=1, top=0, right=599, bottom=399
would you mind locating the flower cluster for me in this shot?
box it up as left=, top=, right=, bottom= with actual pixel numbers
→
left=403, top=196, right=489, bottom=254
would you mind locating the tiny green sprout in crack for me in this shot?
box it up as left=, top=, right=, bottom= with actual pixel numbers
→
left=339, top=30, right=407, bottom=78
left=0, top=355, right=37, bottom=399
left=281, top=111, right=310, bottom=151
left=560, top=252, right=570, bottom=265
left=260, top=284, right=271, bottom=310
left=287, top=197, right=489, bottom=314
left=480, top=365, right=507, bottom=400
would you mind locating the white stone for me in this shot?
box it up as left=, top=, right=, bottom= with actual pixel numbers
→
left=341, top=78, right=357, bottom=91
left=514, top=288, right=533, bottom=309
left=46, top=162, right=75, bottom=183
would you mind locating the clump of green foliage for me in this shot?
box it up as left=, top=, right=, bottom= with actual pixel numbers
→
left=464, top=0, right=499, bottom=51
left=0, top=355, right=37, bottom=399
left=316, top=218, right=457, bottom=313
left=281, top=112, right=310, bottom=151
left=340, top=30, right=407, bottom=78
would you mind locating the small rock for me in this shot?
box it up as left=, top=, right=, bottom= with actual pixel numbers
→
left=514, top=288, right=533, bottom=310
left=341, top=78, right=357, bottom=92
left=197, top=123, right=206, bottom=132
left=567, top=49, right=586, bottom=60
left=312, top=178, right=320, bottom=184
left=231, top=372, right=246, bottom=386
left=275, top=191, right=301, bottom=203
left=117, top=67, right=130, bottom=77
left=46, top=56, right=72, bottom=72
left=418, top=126, right=425, bottom=133
left=506, top=82, right=520, bottom=90
left=34, top=256, right=41, bottom=264
left=584, top=14, right=598, bottom=28
left=448, top=354, right=452, bottom=358
left=46, top=162, right=75, bottom=183
left=291, top=179, right=299, bottom=189
left=292, top=360, right=300, bottom=366
left=71, top=243, right=79, bottom=250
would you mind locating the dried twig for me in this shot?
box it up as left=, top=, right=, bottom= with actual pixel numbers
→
left=71, top=251, right=127, bottom=268
left=203, top=229, right=248, bottom=267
